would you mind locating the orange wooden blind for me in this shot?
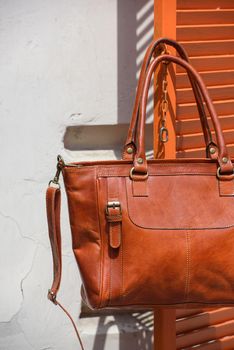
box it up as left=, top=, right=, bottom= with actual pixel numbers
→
left=154, top=1, right=234, bottom=349
left=175, top=2, right=234, bottom=349
left=176, top=0, right=234, bottom=158
left=176, top=308, right=234, bottom=349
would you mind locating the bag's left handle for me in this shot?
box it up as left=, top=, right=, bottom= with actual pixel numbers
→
left=46, top=158, right=85, bottom=350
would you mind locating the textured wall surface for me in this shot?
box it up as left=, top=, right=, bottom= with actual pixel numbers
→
left=0, top=0, right=153, bottom=348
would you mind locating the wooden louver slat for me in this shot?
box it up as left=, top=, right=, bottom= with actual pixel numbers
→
left=177, top=55, right=234, bottom=73
left=176, top=70, right=234, bottom=89
left=177, top=25, right=234, bottom=42
left=176, top=115, right=234, bottom=135
left=177, top=308, right=234, bottom=335
left=177, top=100, right=234, bottom=120
left=177, top=10, right=234, bottom=26
left=176, top=129, right=234, bottom=150
left=177, top=85, right=234, bottom=104
left=179, top=40, right=234, bottom=57
left=177, top=0, right=234, bottom=10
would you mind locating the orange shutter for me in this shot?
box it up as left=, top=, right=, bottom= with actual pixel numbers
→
left=176, top=0, right=234, bottom=158
left=176, top=3, right=234, bottom=349
left=154, top=1, right=234, bottom=349
left=176, top=308, right=234, bottom=349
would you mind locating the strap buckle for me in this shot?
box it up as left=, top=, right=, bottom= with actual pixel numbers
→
left=106, top=201, right=122, bottom=215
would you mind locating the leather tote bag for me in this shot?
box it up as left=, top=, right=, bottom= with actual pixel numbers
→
left=46, top=39, right=234, bottom=346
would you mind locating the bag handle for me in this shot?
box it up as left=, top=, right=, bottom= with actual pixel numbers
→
left=131, top=54, right=233, bottom=178
left=122, top=38, right=216, bottom=160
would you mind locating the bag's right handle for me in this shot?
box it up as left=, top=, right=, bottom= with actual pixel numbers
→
left=122, top=38, right=216, bottom=160
left=132, top=54, right=233, bottom=178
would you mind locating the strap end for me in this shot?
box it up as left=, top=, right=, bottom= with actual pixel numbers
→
left=48, top=289, right=58, bottom=305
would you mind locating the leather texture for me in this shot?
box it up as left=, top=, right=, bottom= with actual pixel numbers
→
left=47, top=40, right=234, bottom=313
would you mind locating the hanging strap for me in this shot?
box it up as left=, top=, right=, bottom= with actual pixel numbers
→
left=46, top=185, right=85, bottom=350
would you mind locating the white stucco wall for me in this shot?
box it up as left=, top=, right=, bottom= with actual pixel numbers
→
left=0, top=0, right=153, bottom=348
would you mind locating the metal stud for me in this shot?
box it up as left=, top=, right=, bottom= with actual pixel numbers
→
left=137, top=157, right=144, bottom=164
left=222, top=157, right=228, bottom=164
left=127, top=147, right=133, bottom=154
left=209, top=147, right=216, bottom=155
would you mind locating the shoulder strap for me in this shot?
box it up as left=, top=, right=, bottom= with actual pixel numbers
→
left=46, top=185, right=85, bottom=350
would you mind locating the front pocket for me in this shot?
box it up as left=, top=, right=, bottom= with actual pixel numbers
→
left=126, top=175, right=234, bottom=230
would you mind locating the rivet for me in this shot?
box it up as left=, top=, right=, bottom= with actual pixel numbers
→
left=210, top=147, right=216, bottom=155
left=222, top=157, right=228, bottom=164
left=137, top=157, right=144, bottom=164
left=127, top=147, right=133, bottom=154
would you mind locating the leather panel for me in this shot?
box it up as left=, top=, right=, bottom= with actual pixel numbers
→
left=188, top=228, right=234, bottom=303
left=219, top=179, right=234, bottom=197
left=121, top=226, right=188, bottom=305
left=126, top=174, right=234, bottom=229
left=63, top=167, right=102, bottom=308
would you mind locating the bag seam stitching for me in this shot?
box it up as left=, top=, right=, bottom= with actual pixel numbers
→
left=95, top=175, right=104, bottom=309
left=184, top=230, right=191, bottom=303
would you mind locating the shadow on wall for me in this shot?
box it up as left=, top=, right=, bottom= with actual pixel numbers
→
left=117, top=0, right=154, bottom=124
left=91, top=312, right=153, bottom=350
left=64, top=124, right=154, bottom=158
left=63, top=0, right=154, bottom=159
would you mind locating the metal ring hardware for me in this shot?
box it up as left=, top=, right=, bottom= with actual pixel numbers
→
left=159, top=126, right=169, bottom=143
left=216, top=167, right=222, bottom=179
left=216, top=167, right=234, bottom=180
left=48, top=180, right=61, bottom=189
left=48, top=155, right=65, bottom=188
left=129, top=167, right=149, bottom=180
left=161, top=100, right=168, bottom=112
left=47, top=289, right=57, bottom=304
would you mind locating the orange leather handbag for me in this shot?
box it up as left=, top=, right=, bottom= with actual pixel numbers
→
left=46, top=39, right=234, bottom=346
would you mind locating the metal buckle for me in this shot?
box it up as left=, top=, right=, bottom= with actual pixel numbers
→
left=106, top=201, right=122, bottom=215
left=48, top=155, right=65, bottom=188
left=47, top=289, right=57, bottom=305
left=48, top=180, right=61, bottom=189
